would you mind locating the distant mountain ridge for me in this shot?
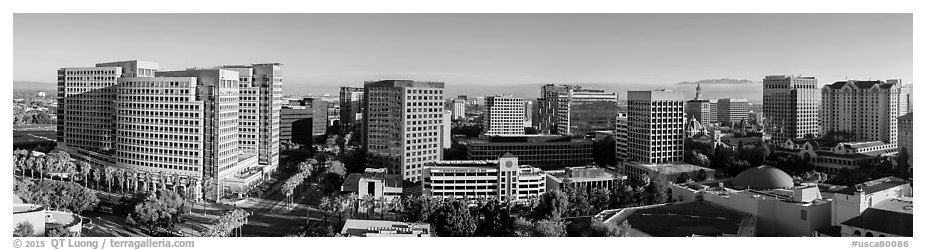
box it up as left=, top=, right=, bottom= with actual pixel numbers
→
left=13, top=81, right=56, bottom=92
left=676, top=78, right=757, bottom=85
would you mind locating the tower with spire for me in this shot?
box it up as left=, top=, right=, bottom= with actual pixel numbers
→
left=694, top=84, right=702, bottom=100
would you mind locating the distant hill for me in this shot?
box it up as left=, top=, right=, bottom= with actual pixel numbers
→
left=13, top=81, right=56, bottom=92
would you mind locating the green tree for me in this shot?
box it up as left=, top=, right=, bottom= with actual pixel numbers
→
left=586, top=220, right=629, bottom=237
left=531, top=189, right=570, bottom=220
left=129, top=189, right=192, bottom=233
left=529, top=219, right=567, bottom=237
left=429, top=200, right=477, bottom=237
left=13, top=222, right=35, bottom=237
left=475, top=200, right=513, bottom=237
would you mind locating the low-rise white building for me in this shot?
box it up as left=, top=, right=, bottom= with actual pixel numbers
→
left=422, top=154, right=545, bottom=202
left=341, top=168, right=404, bottom=200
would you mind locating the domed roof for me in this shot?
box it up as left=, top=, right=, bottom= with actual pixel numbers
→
left=733, top=165, right=794, bottom=190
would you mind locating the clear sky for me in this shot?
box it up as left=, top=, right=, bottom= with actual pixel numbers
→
left=14, top=13, right=912, bottom=96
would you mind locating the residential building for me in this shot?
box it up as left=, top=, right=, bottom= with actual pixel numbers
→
left=341, top=168, right=403, bottom=200
left=463, top=135, right=594, bottom=169
left=545, top=166, right=626, bottom=191
left=821, top=80, right=903, bottom=144
left=556, top=88, right=620, bottom=136
left=626, top=90, right=685, bottom=164
left=763, top=75, right=819, bottom=143
left=897, top=113, right=912, bottom=156
left=484, top=95, right=526, bottom=136
left=340, top=219, right=433, bottom=237
left=718, top=98, right=749, bottom=126
left=421, top=154, right=546, bottom=202
left=364, top=80, right=444, bottom=182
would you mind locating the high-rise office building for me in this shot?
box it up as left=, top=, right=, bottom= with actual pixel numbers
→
left=898, top=113, right=912, bottom=157
left=57, top=60, right=281, bottom=202
left=524, top=100, right=534, bottom=128
left=535, top=84, right=581, bottom=134
left=451, top=98, right=466, bottom=120
left=156, top=68, right=245, bottom=199
left=339, top=86, right=365, bottom=132
left=626, top=90, right=685, bottom=164
left=302, top=98, right=330, bottom=137
left=364, top=80, right=445, bottom=182
left=718, top=98, right=749, bottom=126
left=114, top=76, right=205, bottom=196
left=685, top=100, right=712, bottom=125
left=821, top=80, right=903, bottom=144
left=280, top=106, right=314, bottom=145
left=895, top=81, right=911, bottom=116
left=615, top=112, right=629, bottom=165
left=484, top=95, right=526, bottom=136
left=763, top=75, right=819, bottom=143
left=555, top=88, right=620, bottom=136
left=220, top=64, right=282, bottom=176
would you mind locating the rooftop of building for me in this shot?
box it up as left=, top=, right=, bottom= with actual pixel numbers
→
left=546, top=166, right=623, bottom=182
left=364, top=80, right=445, bottom=88
left=829, top=176, right=910, bottom=196
left=599, top=200, right=754, bottom=237
left=764, top=75, right=816, bottom=80
left=626, top=162, right=713, bottom=175
left=732, top=165, right=794, bottom=190
left=340, top=219, right=432, bottom=237
left=463, top=134, right=591, bottom=144
left=840, top=141, right=887, bottom=149
left=342, top=169, right=404, bottom=191
left=842, top=197, right=913, bottom=237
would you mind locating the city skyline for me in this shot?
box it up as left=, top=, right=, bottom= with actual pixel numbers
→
left=14, top=14, right=912, bottom=100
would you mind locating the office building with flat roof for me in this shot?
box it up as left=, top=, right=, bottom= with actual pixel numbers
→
left=422, top=154, right=546, bottom=202
left=364, top=80, right=445, bottom=182
left=615, top=112, right=629, bottom=165
left=56, top=60, right=282, bottom=201
left=718, top=98, right=749, bottom=126
left=556, top=88, right=620, bottom=136
left=897, top=113, right=912, bottom=157
left=463, top=135, right=594, bottom=169
left=626, top=90, right=685, bottom=164
left=763, top=75, right=819, bottom=143
left=545, top=166, right=626, bottom=192
left=484, top=95, right=526, bottom=136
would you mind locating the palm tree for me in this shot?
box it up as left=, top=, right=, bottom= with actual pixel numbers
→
left=333, top=196, right=345, bottom=225
left=361, top=194, right=374, bottom=219
left=376, top=197, right=387, bottom=220
left=390, top=196, right=403, bottom=221
left=25, top=157, right=37, bottom=178
left=92, top=168, right=101, bottom=190
left=78, top=161, right=91, bottom=187
left=319, top=196, right=331, bottom=226
left=346, top=193, right=359, bottom=218
left=104, top=167, right=114, bottom=193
